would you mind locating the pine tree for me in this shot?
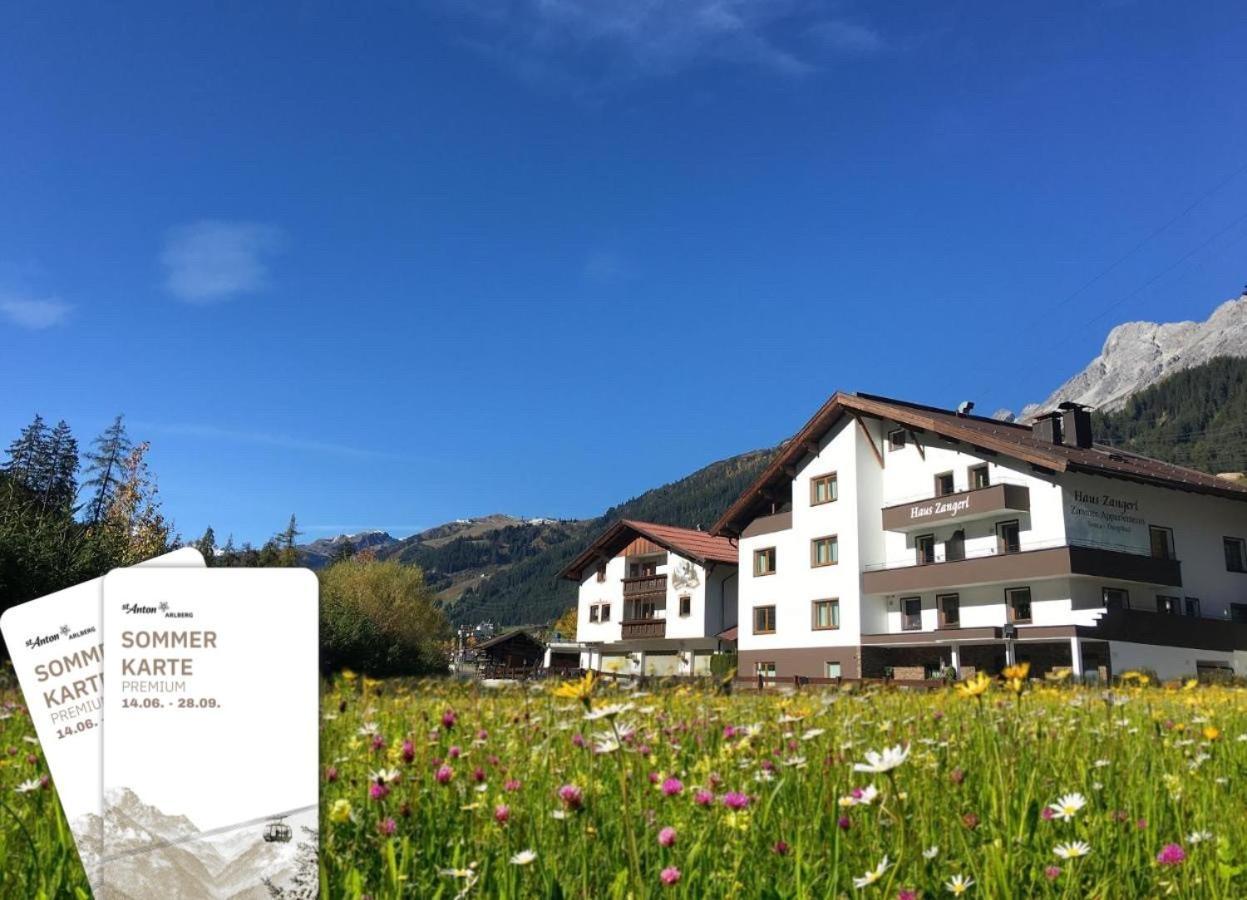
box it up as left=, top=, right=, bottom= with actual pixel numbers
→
left=43, top=420, right=78, bottom=510
left=195, top=526, right=217, bottom=566
left=4, top=415, right=49, bottom=490
left=330, top=537, right=356, bottom=565
left=220, top=534, right=238, bottom=567
left=83, top=415, right=132, bottom=525
left=278, top=514, right=302, bottom=567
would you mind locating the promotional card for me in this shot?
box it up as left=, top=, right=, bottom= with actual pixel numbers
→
left=99, top=567, right=319, bottom=899
left=0, top=547, right=205, bottom=890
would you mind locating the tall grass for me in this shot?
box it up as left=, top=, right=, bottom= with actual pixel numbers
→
left=321, top=673, right=1247, bottom=898
left=4, top=670, right=1247, bottom=898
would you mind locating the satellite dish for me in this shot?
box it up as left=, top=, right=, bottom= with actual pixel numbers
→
left=957, top=401, right=975, bottom=416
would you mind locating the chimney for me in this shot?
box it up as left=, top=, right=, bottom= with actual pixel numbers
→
left=1058, top=402, right=1093, bottom=449
left=1032, top=411, right=1064, bottom=445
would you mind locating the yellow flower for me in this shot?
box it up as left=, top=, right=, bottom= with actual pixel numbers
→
left=956, top=672, right=991, bottom=699
left=1203, top=725, right=1221, bottom=742
left=340, top=669, right=358, bottom=682
left=1183, top=678, right=1200, bottom=691
left=1002, top=661, right=1030, bottom=682
left=330, top=798, right=353, bottom=823
left=552, top=671, right=597, bottom=707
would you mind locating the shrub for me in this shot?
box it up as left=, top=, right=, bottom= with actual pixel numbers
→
left=319, top=558, right=451, bottom=676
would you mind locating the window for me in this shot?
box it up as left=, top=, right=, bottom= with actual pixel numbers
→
left=679, top=595, right=691, bottom=617
left=888, top=429, right=907, bottom=451
left=595, top=565, right=606, bottom=583
left=824, top=661, right=842, bottom=679
left=1006, top=587, right=1032, bottom=623
left=1157, top=595, right=1180, bottom=615
left=1225, top=537, right=1247, bottom=573
left=969, top=464, right=990, bottom=489
left=945, top=529, right=965, bottom=562
left=1102, top=587, right=1130, bottom=610
left=638, top=600, right=658, bottom=619
left=915, top=534, right=936, bottom=565
left=755, top=661, right=776, bottom=679
left=812, top=598, right=840, bottom=630
left=1233, top=604, right=1247, bottom=625
left=810, top=472, right=838, bottom=505
left=589, top=605, right=600, bottom=623
left=754, top=547, right=776, bottom=576
left=1149, top=525, right=1175, bottom=561
left=934, top=471, right=955, bottom=497
left=1185, top=597, right=1201, bottom=618
left=811, top=535, right=839, bottom=567
left=937, top=593, right=960, bottom=628
left=600, top=603, right=611, bottom=622
left=753, top=605, right=776, bottom=634
left=901, top=597, right=922, bottom=631
left=996, top=520, right=1021, bottom=554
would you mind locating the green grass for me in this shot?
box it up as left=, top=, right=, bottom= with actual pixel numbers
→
left=5, top=670, right=1247, bottom=898
left=321, top=674, right=1247, bottom=899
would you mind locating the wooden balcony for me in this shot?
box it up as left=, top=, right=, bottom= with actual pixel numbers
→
left=622, top=574, right=667, bottom=598
left=621, top=618, right=667, bottom=640
left=881, top=483, right=1030, bottom=532
left=862, top=543, right=1182, bottom=594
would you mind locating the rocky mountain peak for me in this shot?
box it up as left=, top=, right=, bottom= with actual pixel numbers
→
left=1002, top=292, right=1247, bottom=421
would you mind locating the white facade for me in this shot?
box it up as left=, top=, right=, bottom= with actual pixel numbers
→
left=735, top=410, right=1247, bottom=682
left=573, top=538, right=737, bottom=677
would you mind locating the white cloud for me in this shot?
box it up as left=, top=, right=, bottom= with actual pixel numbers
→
left=161, top=220, right=284, bottom=304
left=0, top=295, right=71, bottom=329
left=132, top=421, right=402, bottom=461
left=445, top=0, right=880, bottom=84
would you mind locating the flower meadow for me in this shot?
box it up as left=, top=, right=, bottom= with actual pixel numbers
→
left=319, top=670, right=1247, bottom=899
left=4, top=670, right=1247, bottom=897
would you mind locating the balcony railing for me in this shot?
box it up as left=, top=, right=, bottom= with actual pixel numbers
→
left=623, top=574, right=667, bottom=598
left=621, top=618, right=667, bottom=640
left=881, top=482, right=1031, bottom=532
left=862, top=540, right=1182, bottom=593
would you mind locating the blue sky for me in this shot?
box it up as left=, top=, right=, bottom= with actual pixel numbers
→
left=2, top=1, right=1245, bottom=545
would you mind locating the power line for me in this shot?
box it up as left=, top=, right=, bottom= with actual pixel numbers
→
left=1045, top=158, right=1247, bottom=318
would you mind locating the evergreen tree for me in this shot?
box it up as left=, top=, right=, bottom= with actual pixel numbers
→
left=220, top=534, right=238, bottom=567
left=196, top=526, right=217, bottom=565
left=276, top=514, right=302, bottom=566
left=43, top=419, right=78, bottom=510
left=330, top=537, right=356, bottom=565
left=4, top=414, right=49, bottom=490
left=83, top=415, right=132, bottom=525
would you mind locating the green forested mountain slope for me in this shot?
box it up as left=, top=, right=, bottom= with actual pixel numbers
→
left=1092, top=357, right=1247, bottom=475
left=448, top=449, right=775, bottom=626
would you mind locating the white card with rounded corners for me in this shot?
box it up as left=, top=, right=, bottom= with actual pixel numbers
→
left=0, top=546, right=205, bottom=892
left=99, top=567, right=319, bottom=899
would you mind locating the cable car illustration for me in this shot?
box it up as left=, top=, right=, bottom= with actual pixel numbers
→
left=263, top=816, right=292, bottom=843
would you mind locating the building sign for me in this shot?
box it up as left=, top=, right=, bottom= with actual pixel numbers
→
left=1064, top=485, right=1147, bottom=549
left=881, top=483, right=1029, bottom=531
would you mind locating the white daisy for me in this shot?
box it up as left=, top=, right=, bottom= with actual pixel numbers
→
left=14, top=779, right=42, bottom=794
left=923, top=845, right=940, bottom=860
left=1188, top=830, right=1213, bottom=844
left=1048, top=793, right=1086, bottom=821
left=510, top=849, right=537, bottom=865
left=1054, top=841, right=1091, bottom=859
left=945, top=874, right=974, bottom=895
left=852, top=855, right=890, bottom=889
left=853, top=743, right=910, bottom=774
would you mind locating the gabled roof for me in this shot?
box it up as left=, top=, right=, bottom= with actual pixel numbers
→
left=558, top=519, right=738, bottom=582
left=712, top=391, right=1247, bottom=536
left=475, top=627, right=543, bottom=651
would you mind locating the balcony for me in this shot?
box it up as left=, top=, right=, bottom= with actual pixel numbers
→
left=881, top=482, right=1030, bottom=532
left=862, top=541, right=1182, bottom=594
left=621, top=618, right=667, bottom=640
left=623, top=574, right=667, bottom=598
